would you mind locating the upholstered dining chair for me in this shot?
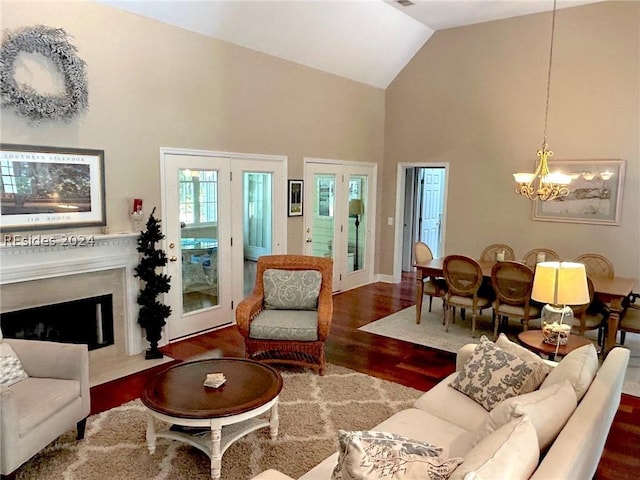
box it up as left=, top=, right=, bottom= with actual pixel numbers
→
left=521, top=248, right=560, bottom=270
left=480, top=244, right=515, bottom=262
left=236, top=254, right=333, bottom=375
left=619, top=294, right=640, bottom=345
left=414, top=241, right=447, bottom=316
left=569, top=276, right=608, bottom=344
left=442, top=255, right=492, bottom=337
left=491, top=261, right=540, bottom=338
left=574, top=253, right=615, bottom=279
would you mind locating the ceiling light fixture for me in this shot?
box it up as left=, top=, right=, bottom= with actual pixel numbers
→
left=513, top=0, right=571, bottom=202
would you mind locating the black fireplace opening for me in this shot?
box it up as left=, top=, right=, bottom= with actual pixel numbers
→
left=0, top=294, right=114, bottom=351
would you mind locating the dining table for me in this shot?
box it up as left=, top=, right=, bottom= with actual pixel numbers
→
left=414, top=257, right=639, bottom=356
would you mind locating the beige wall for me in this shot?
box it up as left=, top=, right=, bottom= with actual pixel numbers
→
left=384, top=1, right=640, bottom=277
left=1, top=1, right=385, bottom=257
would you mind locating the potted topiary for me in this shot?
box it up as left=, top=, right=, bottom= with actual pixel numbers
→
left=134, top=207, right=172, bottom=359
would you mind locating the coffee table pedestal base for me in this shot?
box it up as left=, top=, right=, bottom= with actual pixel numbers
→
left=146, top=398, right=279, bottom=480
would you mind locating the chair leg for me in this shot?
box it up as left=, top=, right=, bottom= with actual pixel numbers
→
left=428, top=296, right=434, bottom=312
left=621, top=330, right=626, bottom=346
left=77, top=417, right=87, bottom=440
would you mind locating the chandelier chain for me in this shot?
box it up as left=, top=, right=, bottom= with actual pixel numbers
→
left=542, top=0, right=557, bottom=146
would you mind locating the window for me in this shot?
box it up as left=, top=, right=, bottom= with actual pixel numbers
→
left=179, top=170, right=218, bottom=225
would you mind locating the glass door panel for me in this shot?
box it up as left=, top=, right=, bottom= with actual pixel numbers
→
left=243, top=172, right=273, bottom=296
left=347, top=174, right=368, bottom=273
left=311, top=174, right=336, bottom=259
left=179, top=169, right=219, bottom=315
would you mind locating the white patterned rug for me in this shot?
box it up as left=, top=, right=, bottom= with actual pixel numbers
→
left=12, top=364, right=422, bottom=479
left=359, top=303, right=640, bottom=397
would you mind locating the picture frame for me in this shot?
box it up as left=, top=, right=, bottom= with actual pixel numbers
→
left=532, top=159, right=626, bottom=226
left=288, top=179, right=303, bottom=217
left=0, top=144, right=106, bottom=231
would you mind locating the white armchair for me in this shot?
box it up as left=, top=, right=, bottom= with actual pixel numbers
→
left=0, top=337, right=90, bottom=476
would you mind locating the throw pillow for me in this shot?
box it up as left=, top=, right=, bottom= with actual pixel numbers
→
left=471, top=380, right=577, bottom=451
left=495, top=333, right=551, bottom=388
left=540, top=343, right=599, bottom=402
left=449, top=336, right=543, bottom=411
left=182, top=262, right=212, bottom=289
left=449, top=416, right=539, bottom=480
left=331, top=430, right=463, bottom=480
left=263, top=269, right=321, bottom=310
left=0, top=342, right=29, bottom=387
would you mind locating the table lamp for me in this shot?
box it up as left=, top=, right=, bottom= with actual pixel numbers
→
left=531, top=261, right=589, bottom=350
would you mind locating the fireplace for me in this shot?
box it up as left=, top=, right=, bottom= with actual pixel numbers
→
left=1, top=294, right=114, bottom=351
left=0, top=233, right=145, bottom=358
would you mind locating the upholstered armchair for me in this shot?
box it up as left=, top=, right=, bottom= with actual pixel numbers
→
left=236, top=255, right=333, bottom=375
left=0, top=335, right=90, bottom=476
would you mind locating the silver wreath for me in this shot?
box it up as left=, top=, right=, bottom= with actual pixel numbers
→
left=0, top=25, right=88, bottom=122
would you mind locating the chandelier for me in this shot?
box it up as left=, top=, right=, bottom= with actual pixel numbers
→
left=513, top=0, right=571, bottom=202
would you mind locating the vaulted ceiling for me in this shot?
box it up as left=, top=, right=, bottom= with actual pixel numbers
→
left=95, top=0, right=604, bottom=89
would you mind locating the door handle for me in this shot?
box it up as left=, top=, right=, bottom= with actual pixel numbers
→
left=169, top=256, right=178, bottom=262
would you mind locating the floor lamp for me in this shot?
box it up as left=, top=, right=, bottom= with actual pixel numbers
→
left=349, top=199, right=364, bottom=271
left=531, top=261, right=590, bottom=356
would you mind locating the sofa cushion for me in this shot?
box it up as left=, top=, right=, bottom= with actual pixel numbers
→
left=374, top=408, right=474, bottom=459
left=0, top=342, right=29, bottom=387
left=449, top=336, right=543, bottom=411
left=414, top=372, right=489, bottom=434
left=249, top=309, right=319, bottom=341
left=540, top=343, right=599, bottom=401
left=263, top=269, right=321, bottom=310
left=9, top=377, right=81, bottom=435
left=331, top=430, right=463, bottom=480
left=495, top=333, right=551, bottom=386
left=450, top=416, right=539, bottom=480
left=472, top=380, right=577, bottom=451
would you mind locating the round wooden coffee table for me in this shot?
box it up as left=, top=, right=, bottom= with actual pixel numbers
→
left=142, top=358, right=283, bottom=480
left=518, top=329, right=599, bottom=361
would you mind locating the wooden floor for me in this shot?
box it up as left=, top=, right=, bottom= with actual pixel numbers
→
left=91, top=273, right=640, bottom=479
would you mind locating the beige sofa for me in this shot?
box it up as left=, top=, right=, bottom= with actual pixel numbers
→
left=0, top=337, right=90, bottom=476
left=252, top=339, right=630, bottom=480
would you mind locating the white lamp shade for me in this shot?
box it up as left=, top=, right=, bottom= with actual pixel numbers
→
left=531, top=261, right=590, bottom=305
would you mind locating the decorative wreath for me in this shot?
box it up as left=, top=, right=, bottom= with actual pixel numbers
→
left=0, top=25, right=88, bottom=122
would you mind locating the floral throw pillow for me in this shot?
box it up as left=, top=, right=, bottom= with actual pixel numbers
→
left=331, top=430, right=463, bottom=480
left=449, top=336, right=539, bottom=411
left=0, top=343, right=29, bottom=387
left=263, top=269, right=321, bottom=310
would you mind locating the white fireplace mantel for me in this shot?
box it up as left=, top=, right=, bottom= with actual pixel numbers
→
left=0, top=232, right=144, bottom=355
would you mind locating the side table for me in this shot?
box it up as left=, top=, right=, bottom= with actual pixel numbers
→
left=517, top=330, right=599, bottom=361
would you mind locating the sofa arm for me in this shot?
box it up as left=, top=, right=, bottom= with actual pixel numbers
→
left=250, top=469, right=296, bottom=480
left=5, top=339, right=88, bottom=383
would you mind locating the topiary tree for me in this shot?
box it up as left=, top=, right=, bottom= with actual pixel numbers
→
left=134, top=207, right=172, bottom=359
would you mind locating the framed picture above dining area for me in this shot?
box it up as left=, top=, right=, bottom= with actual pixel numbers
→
left=532, top=159, right=626, bottom=226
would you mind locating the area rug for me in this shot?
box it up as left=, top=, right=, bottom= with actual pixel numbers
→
left=13, top=364, right=423, bottom=480
left=359, top=303, right=640, bottom=397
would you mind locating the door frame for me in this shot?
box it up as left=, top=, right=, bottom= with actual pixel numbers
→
left=303, top=157, right=377, bottom=292
left=160, top=147, right=288, bottom=341
left=392, top=162, right=449, bottom=283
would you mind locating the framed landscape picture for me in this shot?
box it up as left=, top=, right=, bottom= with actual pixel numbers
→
left=288, top=179, right=303, bottom=217
left=0, top=144, right=106, bottom=231
left=532, top=159, right=625, bottom=226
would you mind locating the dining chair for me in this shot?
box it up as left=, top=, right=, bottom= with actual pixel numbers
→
left=574, top=253, right=615, bottom=279
left=414, top=241, right=447, bottom=316
left=521, top=248, right=560, bottom=269
left=569, top=276, right=608, bottom=345
left=480, top=244, right=515, bottom=262
left=491, top=261, right=540, bottom=338
left=442, top=255, right=492, bottom=337
left=618, top=294, right=640, bottom=345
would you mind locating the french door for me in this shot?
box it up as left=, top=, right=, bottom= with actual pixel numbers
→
left=161, top=149, right=286, bottom=341
left=303, top=160, right=376, bottom=292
